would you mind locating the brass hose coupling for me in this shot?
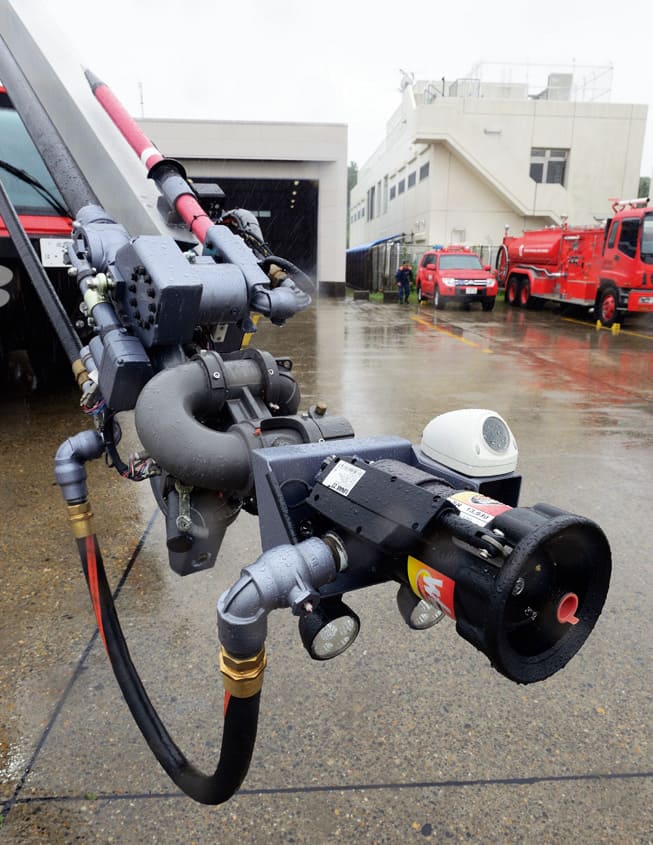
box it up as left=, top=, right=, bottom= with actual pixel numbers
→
left=67, top=500, right=94, bottom=538
left=219, top=647, right=267, bottom=698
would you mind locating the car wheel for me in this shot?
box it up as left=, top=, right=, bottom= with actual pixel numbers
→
left=417, top=284, right=423, bottom=303
left=482, top=297, right=495, bottom=312
left=434, top=287, right=445, bottom=310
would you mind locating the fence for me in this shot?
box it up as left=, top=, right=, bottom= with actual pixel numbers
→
left=346, top=242, right=502, bottom=292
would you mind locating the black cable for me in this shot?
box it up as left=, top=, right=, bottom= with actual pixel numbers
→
left=77, top=532, right=260, bottom=804
left=260, top=255, right=316, bottom=293
left=0, top=177, right=82, bottom=364
left=0, top=159, right=70, bottom=217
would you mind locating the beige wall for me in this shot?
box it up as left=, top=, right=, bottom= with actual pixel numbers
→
left=140, top=118, right=348, bottom=291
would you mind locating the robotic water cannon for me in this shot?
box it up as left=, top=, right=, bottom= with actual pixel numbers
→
left=301, top=455, right=611, bottom=684
left=0, top=52, right=611, bottom=803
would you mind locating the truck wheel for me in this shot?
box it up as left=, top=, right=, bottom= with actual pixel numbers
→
left=434, top=287, right=445, bottom=310
left=519, top=282, right=531, bottom=307
left=598, top=285, right=619, bottom=327
left=506, top=277, right=520, bottom=306
left=417, top=284, right=423, bottom=303
left=482, top=297, right=495, bottom=312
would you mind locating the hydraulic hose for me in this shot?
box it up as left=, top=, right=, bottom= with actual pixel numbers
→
left=73, top=515, right=262, bottom=804
left=0, top=37, right=98, bottom=216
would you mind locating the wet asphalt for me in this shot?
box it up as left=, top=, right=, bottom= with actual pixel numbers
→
left=0, top=296, right=651, bottom=844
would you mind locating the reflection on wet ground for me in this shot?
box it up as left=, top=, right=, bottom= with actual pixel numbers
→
left=1, top=298, right=651, bottom=844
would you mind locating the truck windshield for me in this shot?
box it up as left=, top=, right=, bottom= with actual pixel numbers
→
left=0, top=99, right=67, bottom=216
left=440, top=255, right=483, bottom=270
left=641, top=215, right=653, bottom=265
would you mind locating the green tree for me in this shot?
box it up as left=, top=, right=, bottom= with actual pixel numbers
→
left=638, top=176, right=650, bottom=198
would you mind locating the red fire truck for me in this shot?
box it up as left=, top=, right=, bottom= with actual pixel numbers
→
left=495, top=199, right=653, bottom=327
left=0, top=84, right=76, bottom=385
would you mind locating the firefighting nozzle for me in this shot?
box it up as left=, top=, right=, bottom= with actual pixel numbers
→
left=308, top=457, right=611, bottom=684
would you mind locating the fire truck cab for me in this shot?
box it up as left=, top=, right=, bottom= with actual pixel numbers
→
left=496, top=199, right=653, bottom=327
left=0, top=85, right=74, bottom=385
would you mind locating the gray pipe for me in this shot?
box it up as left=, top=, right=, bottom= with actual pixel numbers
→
left=134, top=353, right=300, bottom=495
left=54, top=429, right=105, bottom=503
left=217, top=536, right=345, bottom=657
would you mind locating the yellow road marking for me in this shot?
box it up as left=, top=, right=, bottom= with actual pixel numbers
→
left=411, top=315, right=494, bottom=353
left=562, top=316, right=653, bottom=341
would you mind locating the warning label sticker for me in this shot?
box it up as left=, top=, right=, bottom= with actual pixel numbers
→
left=407, top=556, right=456, bottom=619
left=447, top=491, right=511, bottom=527
left=322, top=461, right=365, bottom=496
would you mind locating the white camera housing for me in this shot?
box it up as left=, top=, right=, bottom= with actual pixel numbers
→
left=420, top=409, right=518, bottom=477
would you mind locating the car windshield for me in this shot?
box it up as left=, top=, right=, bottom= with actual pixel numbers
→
left=439, top=254, right=483, bottom=270
left=0, top=100, right=67, bottom=215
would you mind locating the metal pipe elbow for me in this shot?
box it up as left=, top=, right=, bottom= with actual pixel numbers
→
left=54, top=429, right=105, bottom=503
left=134, top=358, right=252, bottom=494
left=217, top=537, right=341, bottom=658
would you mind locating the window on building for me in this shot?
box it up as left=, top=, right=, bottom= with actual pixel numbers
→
left=367, top=185, right=375, bottom=220
left=419, top=162, right=430, bottom=181
left=398, top=179, right=405, bottom=194
left=390, top=185, right=396, bottom=201
left=407, top=171, right=416, bottom=189
left=530, top=148, right=568, bottom=185
left=383, top=176, right=388, bottom=214
left=376, top=180, right=382, bottom=217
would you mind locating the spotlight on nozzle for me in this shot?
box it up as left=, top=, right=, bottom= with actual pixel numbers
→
left=299, top=598, right=360, bottom=661
left=396, top=583, right=445, bottom=630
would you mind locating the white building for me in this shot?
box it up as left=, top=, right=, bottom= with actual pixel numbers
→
left=349, top=64, right=648, bottom=265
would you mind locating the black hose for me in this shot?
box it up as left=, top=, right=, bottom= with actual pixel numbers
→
left=0, top=37, right=98, bottom=215
left=0, top=178, right=82, bottom=364
left=260, top=255, right=316, bottom=294
left=77, top=532, right=260, bottom=804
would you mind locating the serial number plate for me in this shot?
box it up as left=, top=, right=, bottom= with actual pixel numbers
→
left=640, top=296, right=653, bottom=304
left=465, top=286, right=478, bottom=295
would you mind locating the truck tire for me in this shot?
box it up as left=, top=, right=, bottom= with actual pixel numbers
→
left=434, top=287, right=445, bottom=310
left=482, top=297, right=495, bottom=312
left=519, top=281, right=532, bottom=307
left=506, top=277, right=520, bottom=306
left=597, top=285, right=619, bottom=327
left=417, top=283, right=423, bottom=303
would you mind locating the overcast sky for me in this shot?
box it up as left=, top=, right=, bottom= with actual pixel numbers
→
left=48, top=0, right=653, bottom=177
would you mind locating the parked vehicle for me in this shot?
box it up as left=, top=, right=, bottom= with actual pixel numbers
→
left=416, top=246, right=497, bottom=311
left=0, top=84, right=76, bottom=385
left=495, top=199, right=653, bottom=327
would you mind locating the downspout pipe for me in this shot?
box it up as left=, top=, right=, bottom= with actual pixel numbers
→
left=134, top=351, right=301, bottom=495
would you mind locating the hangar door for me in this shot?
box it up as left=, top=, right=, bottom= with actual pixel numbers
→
left=191, top=176, right=318, bottom=278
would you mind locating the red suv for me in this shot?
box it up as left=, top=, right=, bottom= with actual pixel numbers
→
left=416, top=247, right=497, bottom=311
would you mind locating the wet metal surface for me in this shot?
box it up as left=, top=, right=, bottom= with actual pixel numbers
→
left=1, top=298, right=651, bottom=843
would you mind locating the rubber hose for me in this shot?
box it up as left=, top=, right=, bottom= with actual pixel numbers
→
left=78, top=533, right=260, bottom=804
